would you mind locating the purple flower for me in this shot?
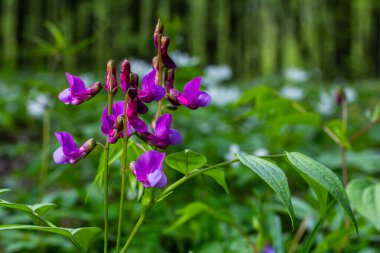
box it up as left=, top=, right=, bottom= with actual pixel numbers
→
left=138, top=70, right=165, bottom=103
left=58, top=73, right=102, bottom=105
left=101, top=101, right=131, bottom=143
left=126, top=99, right=148, bottom=133
left=261, top=245, right=275, bottom=253
left=53, top=132, right=96, bottom=164
left=146, top=114, right=182, bottom=149
left=131, top=150, right=167, bottom=188
left=170, top=77, right=211, bottom=110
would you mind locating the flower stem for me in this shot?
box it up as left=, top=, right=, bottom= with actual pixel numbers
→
left=120, top=202, right=154, bottom=253
left=116, top=93, right=129, bottom=252
left=341, top=98, right=348, bottom=187
left=104, top=93, right=113, bottom=253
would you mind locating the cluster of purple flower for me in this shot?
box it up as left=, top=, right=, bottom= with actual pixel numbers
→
left=54, top=20, right=211, bottom=188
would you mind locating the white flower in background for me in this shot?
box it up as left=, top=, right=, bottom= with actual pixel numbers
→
left=317, top=92, right=335, bottom=115
left=344, top=87, right=357, bottom=103
left=284, top=68, right=309, bottom=82
left=128, top=59, right=151, bottom=77
left=254, top=148, right=269, bottom=157
left=280, top=86, right=304, bottom=100
left=204, top=64, right=232, bottom=85
left=171, top=50, right=199, bottom=67
left=207, top=86, right=241, bottom=106
left=27, top=94, right=50, bottom=118
left=225, top=143, right=241, bottom=168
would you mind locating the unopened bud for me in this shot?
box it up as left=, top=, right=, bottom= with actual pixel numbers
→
left=165, top=68, right=175, bottom=91
left=130, top=73, right=139, bottom=88
left=80, top=138, right=96, bottom=155
left=115, top=115, right=124, bottom=131
left=336, top=87, right=346, bottom=105
left=120, top=59, right=131, bottom=94
left=152, top=56, right=159, bottom=70
left=88, top=82, right=102, bottom=96
left=106, top=60, right=118, bottom=94
left=160, top=36, right=170, bottom=54
left=154, top=19, right=164, bottom=48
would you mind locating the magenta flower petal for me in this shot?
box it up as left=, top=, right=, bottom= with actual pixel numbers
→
left=169, top=129, right=182, bottom=145
left=101, top=101, right=126, bottom=142
left=137, top=101, right=149, bottom=114
left=53, top=147, right=69, bottom=164
left=154, top=114, right=171, bottom=137
left=146, top=114, right=182, bottom=148
left=132, top=151, right=166, bottom=188
left=53, top=132, right=95, bottom=164
left=196, top=91, right=211, bottom=107
left=58, top=73, right=101, bottom=105
left=138, top=70, right=165, bottom=103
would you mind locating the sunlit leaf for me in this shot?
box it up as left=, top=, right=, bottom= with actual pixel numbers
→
left=236, top=154, right=295, bottom=228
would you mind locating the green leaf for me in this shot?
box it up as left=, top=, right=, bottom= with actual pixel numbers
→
left=204, top=170, right=229, bottom=193
left=71, top=227, right=102, bottom=252
left=165, top=202, right=233, bottom=232
left=0, top=225, right=101, bottom=252
left=166, top=149, right=207, bottom=175
left=273, top=113, right=321, bottom=127
left=347, top=178, right=380, bottom=230
left=0, top=189, right=11, bottom=194
left=285, top=152, right=358, bottom=233
left=45, top=21, right=66, bottom=49
left=325, top=120, right=351, bottom=148
left=236, top=154, right=295, bottom=228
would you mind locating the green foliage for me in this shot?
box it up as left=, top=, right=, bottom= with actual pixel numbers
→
left=347, top=178, right=380, bottom=230
left=285, top=152, right=358, bottom=233
left=166, top=149, right=207, bottom=174
left=236, top=154, right=295, bottom=228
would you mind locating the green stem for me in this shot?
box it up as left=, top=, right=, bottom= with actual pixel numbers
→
left=116, top=93, right=129, bottom=252
left=104, top=93, right=113, bottom=253
left=120, top=202, right=154, bottom=253
left=155, top=158, right=239, bottom=201
left=39, top=108, right=50, bottom=200
left=302, top=200, right=335, bottom=252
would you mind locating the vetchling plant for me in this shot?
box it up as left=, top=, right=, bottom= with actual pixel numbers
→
left=0, top=20, right=359, bottom=253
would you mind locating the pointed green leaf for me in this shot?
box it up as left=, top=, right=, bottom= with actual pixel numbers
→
left=286, top=152, right=358, bottom=233
left=347, top=178, right=380, bottom=230
left=204, top=170, right=229, bottom=193
left=71, top=227, right=102, bottom=252
left=166, top=149, right=207, bottom=175
left=0, top=189, right=11, bottom=194
left=236, top=154, right=295, bottom=228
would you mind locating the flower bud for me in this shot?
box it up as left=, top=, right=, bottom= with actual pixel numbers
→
left=88, top=82, right=102, bottom=96
left=152, top=56, right=159, bottom=70
left=79, top=138, right=96, bottom=158
left=336, top=87, right=346, bottom=105
left=160, top=36, right=170, bottom=54
left=165, top=68, right=175, bottom=91
left=154, top=19, right=164, bottom=48
left=115, top=115, right=124, bottom=131
left=106, top=60, right=118, bottom=94
left=130, top=73, right=139, bottom=88
left=120, top=59, right=131, bottom=94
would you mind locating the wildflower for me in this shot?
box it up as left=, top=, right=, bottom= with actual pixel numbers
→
left=138, top=70, right=165, bottom=103
left=160, top=36, right=176, bottom=69
left=131, top=150, right=167, bottom=188
left=146, top=114, right=182, bottom=149
left=101, top=101, right=130, bottom=143
left=126, top=99, right=148, bottom=133
left=336, top=87, right=346, bottom=105
left=261, top=245, right=275, bottom=253
left=53, top=132, right=96, bottom=164
left=58, top=73, right=102, bottom=105
left=169, top=77, right=211, bottom=109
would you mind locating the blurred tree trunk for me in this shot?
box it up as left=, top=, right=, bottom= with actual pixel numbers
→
left=189, top=0, right=207, bottom=63
left=369, top=0, right=380, bottom=77
left=216, top=0, right=230, bottom=64
left=139, top=0, right=153, bottom=58
left=1, top=0, right=18, bottom=70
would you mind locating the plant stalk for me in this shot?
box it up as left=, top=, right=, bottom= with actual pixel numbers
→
left=116, top=93, right=129, bottom=252
left=104, top=93, right=113, bottom=253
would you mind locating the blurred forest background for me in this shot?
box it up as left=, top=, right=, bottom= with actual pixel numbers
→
left=1, top=0, right=380, bottom=80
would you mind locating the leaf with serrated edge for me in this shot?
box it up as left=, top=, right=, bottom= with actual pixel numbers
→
left=236, top=154, right=295, bottom=228
left=286, top=152, right=358, bottom=233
